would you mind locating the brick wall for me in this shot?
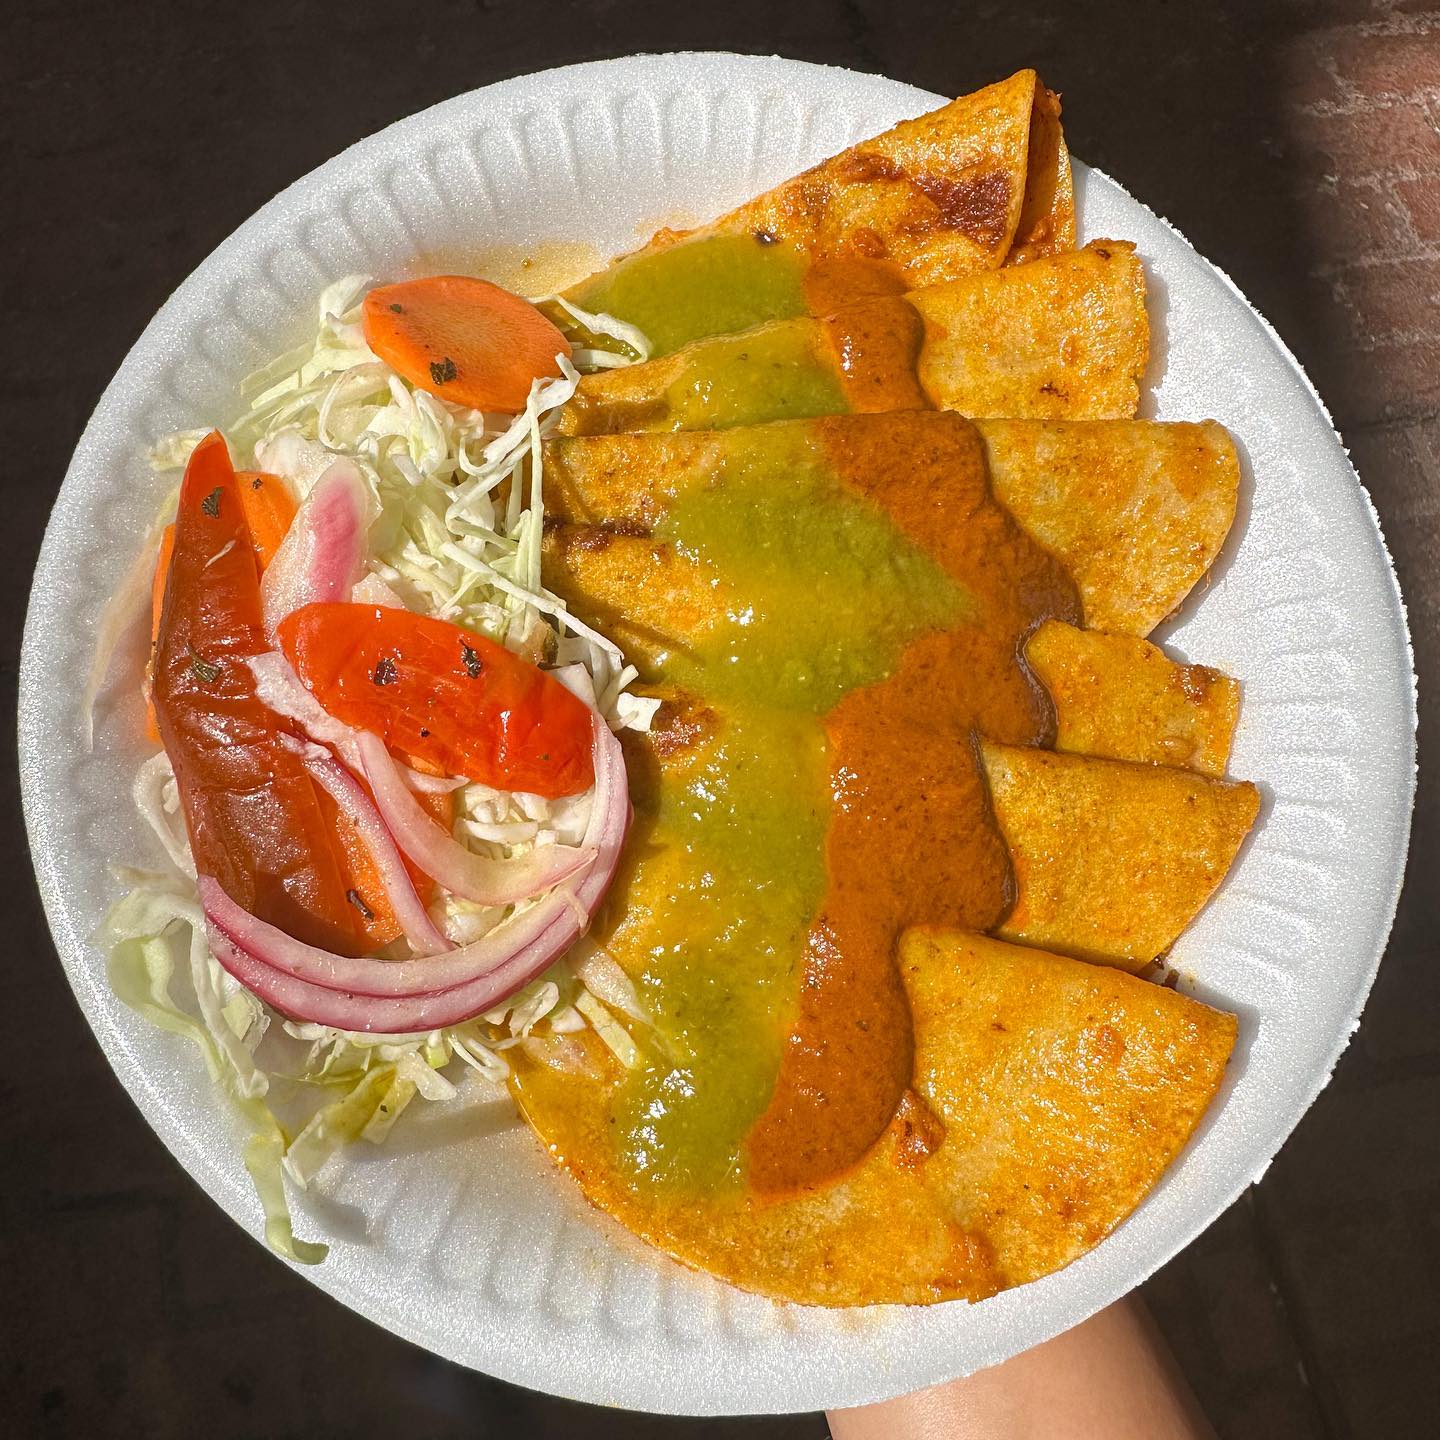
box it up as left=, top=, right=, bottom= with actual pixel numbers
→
left=1147, top=8, right=1440, bottom=1437
left=1289, top=7, right=1440, bottom=427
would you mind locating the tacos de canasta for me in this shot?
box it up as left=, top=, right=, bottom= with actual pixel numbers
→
left=103, top=72, right=1255, bottom=1306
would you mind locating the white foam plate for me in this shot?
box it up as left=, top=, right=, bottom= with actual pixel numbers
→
left=20, top=53, right=1416, bottom=1416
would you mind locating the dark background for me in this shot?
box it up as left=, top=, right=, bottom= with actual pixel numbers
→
left=5, top=2, right=1437, bottom=1436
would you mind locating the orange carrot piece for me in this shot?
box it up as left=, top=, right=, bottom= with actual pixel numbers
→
left=318, top=754, right=455, bottom=950
left=403, top=752, right=457, bottom=842
left=235, top=470, right=298, bottom=570
left=318, top=789, right=403, bottom=949
left=396, top=750, right=455, bottom=907
left=151, top=524, right=176, bottom=650
left=362, top=275, right=572, bottom=413
left=143, top=524, right=177, bottom=742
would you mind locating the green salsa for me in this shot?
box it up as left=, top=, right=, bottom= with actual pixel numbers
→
left=611, top=708, right=828, bottom=1189
left=606, top=428, right=968, bottom=1191
left=659, top=433, right=969, bottom=712
left=661, top=322, right=849, bottom=433
left=569, top=233, right=811, bottom=357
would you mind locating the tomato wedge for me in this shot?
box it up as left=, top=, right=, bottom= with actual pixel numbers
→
left=276, top=602, right=595, bottom=798
left=151, top=433, right=365, bottom=955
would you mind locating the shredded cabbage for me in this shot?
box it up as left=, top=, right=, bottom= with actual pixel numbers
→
left=131, top=752, right=194, bottom=878
left=284, top=1064, right=405, bottom=1187
left=101, top=273, right=659, bottom=1261
left=244, top=1112, right=329, bottom=1265
left=572, top=941, right=649, bottom=1024
left=107, top=934, right=226, bottom=1082
left=574, top=989, right=641, bottom=1070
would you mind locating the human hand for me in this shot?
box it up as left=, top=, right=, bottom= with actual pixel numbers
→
left=827, top=1296, right=1216, bottom=1440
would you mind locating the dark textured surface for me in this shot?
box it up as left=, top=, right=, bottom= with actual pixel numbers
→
left=4, top=2, right=1437, bottom=1437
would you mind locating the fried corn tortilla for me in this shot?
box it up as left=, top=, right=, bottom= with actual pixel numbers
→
left=523, top=369, right=1246, bottom=1299
left=510, top=928, right=1236, bottom=1305
left=1026, top=620, right=1241, bottom=775
left=544, top=543, right=1242, bottom=781
left=563, top=70, right=1075, bottom=356
left=597, top=675, right=1258, bottom=973
left=978, top=418, right=1240, bottom=635
left=914, top=239, right=1147, bottom=417
left=558, top=241, right=1149, bottom=435
left=543, top=414, right=1238, bottom=638
left=980, top=740, right=1260, bottom=969
left=541, top=526, right=730, bottom=670
left=534, top=411, right=1250, bottom=1210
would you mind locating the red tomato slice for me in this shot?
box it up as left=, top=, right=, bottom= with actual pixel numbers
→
left=276, top=603, right=595, bottom=798
left=151, top=433, right=365, bottom=955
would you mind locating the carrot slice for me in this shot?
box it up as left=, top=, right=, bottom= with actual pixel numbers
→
left=402, top=751, right=457, bottom=852
left=321, top=754, right=455, bottom=950
left=235, top=470, right=297, bottom=570
left=152, top=525, right=177, bottom=633
left=362, top=275, right=572, bottom=413
left=143, top=524, right=177, bottom=742
left=387, top=752, right=454, bottom=915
